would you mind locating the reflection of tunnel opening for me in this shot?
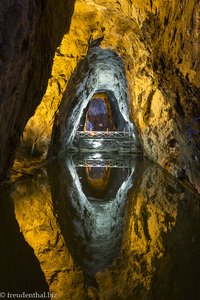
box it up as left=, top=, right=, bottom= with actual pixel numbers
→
left=86, top=166, right=111, bottom=192
left=78, top=166, right=129, bottom=200
left=47, top=153, right=140, bottom=286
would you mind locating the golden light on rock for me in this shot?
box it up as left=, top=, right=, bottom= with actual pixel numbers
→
left=86, top=167, right=111, bottom=192
left=14, top=0, right=199, bottom=190
left=12, top=176, right=87, bottom=300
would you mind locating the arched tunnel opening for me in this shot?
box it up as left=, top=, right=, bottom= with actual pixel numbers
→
left=49, top=42, right=141, bottom=155
left=78, top=91, right=126, bottom=132
left=81, top=92, right=116, bottom=132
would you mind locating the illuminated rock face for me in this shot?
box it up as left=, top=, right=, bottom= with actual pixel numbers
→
left=0, top=0, right=200, bottom=189
left=12, top=173, right=87, bottom=300
left=20, top=0, right=200, bottom=190
left=95, top=162, right=200, bottom=300
left=49, top=44, right=140, bottom=154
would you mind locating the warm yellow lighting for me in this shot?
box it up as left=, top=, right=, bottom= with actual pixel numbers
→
left=86, top=166, right=111, bottom=191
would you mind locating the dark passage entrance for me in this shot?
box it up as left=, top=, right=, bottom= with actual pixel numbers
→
left=84, top=93, right=115, bottom=132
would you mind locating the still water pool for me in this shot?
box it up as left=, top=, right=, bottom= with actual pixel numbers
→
left=0, top=153, right=200, bottom=299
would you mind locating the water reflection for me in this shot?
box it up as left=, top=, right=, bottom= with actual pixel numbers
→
left=47, top=153, right=141, bottom=286
left=0, top=154, right=199, bottom=299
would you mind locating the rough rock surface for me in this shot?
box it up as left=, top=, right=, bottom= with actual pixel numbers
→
left=49, top=44, right=141, bottom=155
left=0, top=0, right=75, bottom=184
left=19, top=0, right=200, bottom=190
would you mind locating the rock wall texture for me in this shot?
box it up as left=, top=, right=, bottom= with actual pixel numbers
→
left=48, top=44, right=141, bottom=155
left=0, top=0, right=75, bottom=184
left=18, top=0, right=200, bottom=190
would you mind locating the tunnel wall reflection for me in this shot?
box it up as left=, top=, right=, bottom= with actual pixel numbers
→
left=2, top=154, right=199, bottom=299
left=47, top=153, right=141, bottom=285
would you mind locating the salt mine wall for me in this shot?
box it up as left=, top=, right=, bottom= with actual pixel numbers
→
left=0, top=0, right=200, bottom=190
left=0, top=0, right=75, bottom=184
left=48, top=44, right=141, bottom=156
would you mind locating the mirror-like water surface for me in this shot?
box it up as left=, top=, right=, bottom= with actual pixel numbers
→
left=0, top=153, right=200, bottom=300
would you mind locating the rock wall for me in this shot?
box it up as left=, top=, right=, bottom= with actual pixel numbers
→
left=48, top=44, right=141, bottom=155
left=0, top=0, right=75, bottom=184
left=19, top=0, right=200, bottom=190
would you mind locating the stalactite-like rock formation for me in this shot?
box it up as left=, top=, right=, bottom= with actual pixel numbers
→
left=0, top=0, right=200, bottom=190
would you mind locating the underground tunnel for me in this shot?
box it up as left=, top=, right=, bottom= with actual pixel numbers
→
left=0, top=0, right=200, bottom=299
left=49, top=43, right=141, bottom=155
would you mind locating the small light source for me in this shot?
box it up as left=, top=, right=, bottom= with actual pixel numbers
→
left=93, top=141, right=102, bottom=148
left=92, top=153, right=102, bottom=159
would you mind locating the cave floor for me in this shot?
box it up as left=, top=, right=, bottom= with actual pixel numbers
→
left=0, top=153, right=200, bottom=300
